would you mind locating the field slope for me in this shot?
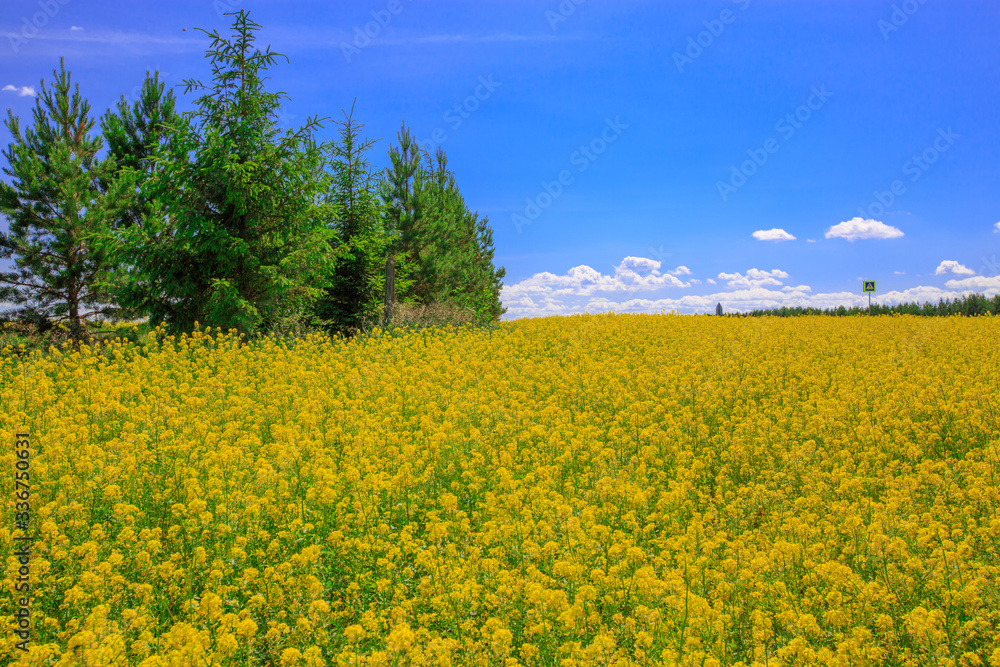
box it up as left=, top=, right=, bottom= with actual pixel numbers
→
left=2, top=314, right=999, bottom=666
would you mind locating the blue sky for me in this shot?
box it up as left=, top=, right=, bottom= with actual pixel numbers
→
left=2, top=0, right=998, bottom=318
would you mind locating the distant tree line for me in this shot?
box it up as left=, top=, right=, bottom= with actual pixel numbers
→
left=739, top=292, right=1000, bottom=317
left=0, top=10, right=505, bottom=343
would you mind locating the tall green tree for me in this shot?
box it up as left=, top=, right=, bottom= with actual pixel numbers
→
left=99, top=70, right=180, bottom=232
left=383, top=134, right=506, bottom=323
left=311, top=102, right=393, bottom=337
left=0, top=58, right=124, bottom=341
left=382, top=123, right=424, bottom=307
left=412, top=147, right=505, bottom=322
left=100, top=10, right=335, bottom=336
left=93, top=71, right=182, bottom=322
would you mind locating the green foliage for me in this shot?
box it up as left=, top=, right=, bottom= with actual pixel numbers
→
left=2, top=14, right=508, bottom=344
left=310, top=102, right=394, bottom=338
left=741, top=293, right=1000, bottom=317
left=99, top=70, right=180, bottom=232
left=382, top=124, right=505, bottom=325
left=93, top=70, right=181, bottom=324
left=98, top=10, right=336, bottom=336
left=0, top=58, right=125, bottom=342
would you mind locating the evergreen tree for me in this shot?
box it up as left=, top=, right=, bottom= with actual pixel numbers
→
left=101, top=10, right=335, bottom=336
left=94, top=70, right=181, bottom=321
left=100, top=71, right=180, bottom=230
left=382, top=130, right=506, bottom=323
left=311, top=101, right=392, bottom=336
left=382, top=122, right=423, bottom=310
left=415, top=147, right=505, bottom=322
left=0, top=58, right=124, bottom=341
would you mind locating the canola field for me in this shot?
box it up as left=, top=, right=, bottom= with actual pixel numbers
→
left=2, top=314, right=999, bottom=666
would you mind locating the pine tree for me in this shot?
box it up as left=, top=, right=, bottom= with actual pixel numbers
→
left=93, top=70, right=181, bottom=322
left=382, top=122, right=423, bottom=312
left=101, top=10, right=336, bottom=336
left=311, top=101, right=393, bottom=336
left=381, top=127, right=506, bottom=323
left=0, top=58, right=124, bottom=342
left=407, top=145, right=506, bottom=322
left=99, top=70, right=180, bottom=231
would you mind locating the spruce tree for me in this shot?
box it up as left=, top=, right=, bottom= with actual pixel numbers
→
left=0, top=58, right=124, bottom=341
left=101, top=10, right=336, bottom=336
left=311, top=102, right=392, bottom=336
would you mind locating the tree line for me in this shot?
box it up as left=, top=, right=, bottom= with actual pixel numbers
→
left=0, top=11, right=506, bottom=343
left=739, top=292, right=1000, bottom=317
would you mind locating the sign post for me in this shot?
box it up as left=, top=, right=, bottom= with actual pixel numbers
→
left=863, top=280, right=876, bottom=315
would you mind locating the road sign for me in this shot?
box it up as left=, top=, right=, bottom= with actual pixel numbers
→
left=863, top=281, right=876, bottom=293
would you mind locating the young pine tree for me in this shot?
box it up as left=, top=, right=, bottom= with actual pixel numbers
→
left=93, top=71, right=181, bottom=322
left=101, top=10, right=336, bottom=336
left=99, top=70, right=180, bottom=231
left=0, top=58, right=125, bottom=342
left=382, top=123, right=424, bottom=309
left=405, top=144, right=506, bottom=322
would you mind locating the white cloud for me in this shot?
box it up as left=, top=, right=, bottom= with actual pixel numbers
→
left=944, top=275, right=1000, bottom=290
left=894, top=271, right=906, bottom=275
left=806, top=239, right=816, bottom=243
left=752, top=228, right=796, bottom=242
left=935, top=260, right=975, bottom=276
left=500, top=280, right=1000, bottom=320
left=618, top=256, right=659, bottom=273
left=502, top=256, right=691, bottom=306
left=2, top=85, right=36, bottom=97
left=706, top=278, right=716, bottom=285
left=717, top=268, right=789, bottom=289
left=70, top=26, right=84, bottom=31
left=994, top=222, right=1000, bottom=233
left=0, top=28, right=204, bottom=57
left=668, top=265, right=692, bottom=276
left=825, top=217, right=904, bottom=241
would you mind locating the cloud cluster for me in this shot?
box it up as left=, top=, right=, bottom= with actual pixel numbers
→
left=825, top=217, right=904, bottom=241
left=943, top=275, right=1000, bottom=290
left=934, top=261, right=975, bottom=276
left=2, top=85, right=36, bottom=97
left=499, top=255, right=1000, bottom=320
left=717, top=268, right=789, bottom=289
left=752, top=228, right=796, bottom=242
left=995, top=222, right=1000, bottom=233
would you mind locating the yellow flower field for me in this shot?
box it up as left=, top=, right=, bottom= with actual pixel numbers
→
left=2, top=314, right=999, bottom=666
